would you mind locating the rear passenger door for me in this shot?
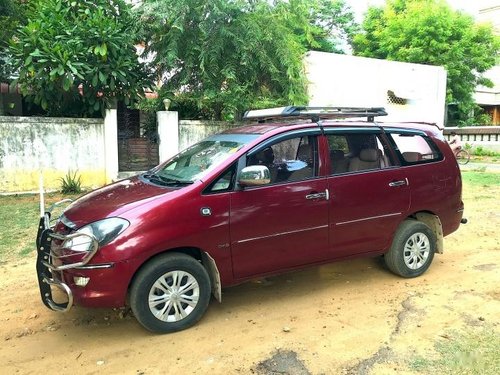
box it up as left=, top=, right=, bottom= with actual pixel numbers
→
left=325, top=129, right=411, bottom=258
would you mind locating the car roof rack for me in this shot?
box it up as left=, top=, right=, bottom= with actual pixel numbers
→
left=243, top=106, right=388, bottom=123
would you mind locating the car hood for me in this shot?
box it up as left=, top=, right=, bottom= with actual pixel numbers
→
left=61, top=177, right=177, bottom=228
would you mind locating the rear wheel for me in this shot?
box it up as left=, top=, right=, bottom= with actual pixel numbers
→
left=384, top=220, right=436, bottom=278
left=130, top=253, right=211, bottom=333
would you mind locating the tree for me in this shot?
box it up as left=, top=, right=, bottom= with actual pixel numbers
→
left=353, top=0, right=500, bottom=125
left=0, top=0, right=28, bottom=82
left=275, top=0, right=357, bottom=53
left=10, top=0, right=151, bottom=117
left=138, top=0, right=356, bottom=120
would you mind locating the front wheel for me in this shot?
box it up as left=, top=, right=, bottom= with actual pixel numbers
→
left=384, top=220, right=436, bottom=278
left=130, top=253, right=212, bottom=333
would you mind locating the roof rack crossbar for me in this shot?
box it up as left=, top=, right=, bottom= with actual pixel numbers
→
left=243, top=106, right=387, bottom=122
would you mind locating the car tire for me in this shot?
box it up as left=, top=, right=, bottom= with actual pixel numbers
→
left=384, top=220, right=436, bottom=278
left=130, top=253, right=212, bottom=333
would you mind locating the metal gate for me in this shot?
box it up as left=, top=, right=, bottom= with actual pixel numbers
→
left=117, top=102, right=159, bottom=172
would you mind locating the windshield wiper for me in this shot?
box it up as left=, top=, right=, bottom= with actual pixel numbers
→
left=143, top=173, right=193, bottom=186
left=143, top=173, right=169, bottom=186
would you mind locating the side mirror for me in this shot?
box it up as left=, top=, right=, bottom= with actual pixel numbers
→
left=238, top=165, right=271, bottom=187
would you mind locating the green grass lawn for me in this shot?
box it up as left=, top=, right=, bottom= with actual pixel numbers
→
left=461, top=170, right=500, bottom=186
left=0, top=193, right=79, bottom=263
left=410, top=326, right=500, bottom=375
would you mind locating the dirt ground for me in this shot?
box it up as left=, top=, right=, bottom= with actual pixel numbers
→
left=0, top=181, right=498, bottom=375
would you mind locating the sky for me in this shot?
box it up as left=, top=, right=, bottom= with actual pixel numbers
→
left=347, top=0, right=493, bottom=21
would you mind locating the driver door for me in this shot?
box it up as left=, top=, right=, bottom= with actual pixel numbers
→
left=229, top=133, right=330, bottom=279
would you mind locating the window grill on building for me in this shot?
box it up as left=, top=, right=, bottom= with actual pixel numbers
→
left=387, top=90, right=408, bottom=105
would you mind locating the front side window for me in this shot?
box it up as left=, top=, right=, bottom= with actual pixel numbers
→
left=247, top=135, right=318, bottom=184
left=389, top=133, right=442, bottom=164
left=204, top=164, right=237, bottom=194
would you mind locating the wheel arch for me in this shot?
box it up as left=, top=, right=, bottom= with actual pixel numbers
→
left=128, top=247, right=222, bottom=303
left=407, top=211, right=444, bottom=254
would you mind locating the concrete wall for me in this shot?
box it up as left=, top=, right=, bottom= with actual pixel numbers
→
left=305, top=52, right=447, bottom=128
left=0, top=116, right=107, bottom=193
left=444, top=126, right=500, bottom=152
left=0, top=112, right=236, bottom=193
left=179, top=120, right=238, bottom=151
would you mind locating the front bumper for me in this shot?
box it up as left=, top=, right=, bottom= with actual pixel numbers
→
left=36, top=215, right=71, bottom=312
left=35, top=205, right=99, bottom=313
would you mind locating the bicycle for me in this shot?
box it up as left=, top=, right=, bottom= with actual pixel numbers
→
left=454, top=148, right=470, bottom=165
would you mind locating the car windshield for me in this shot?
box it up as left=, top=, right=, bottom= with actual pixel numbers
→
left=149, top=134, right=258, bottom=184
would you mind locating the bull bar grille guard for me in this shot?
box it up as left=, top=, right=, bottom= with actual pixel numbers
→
left=36, top=199, right=99, bottom=313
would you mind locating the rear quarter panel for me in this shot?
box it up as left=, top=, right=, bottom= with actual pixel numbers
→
left=404, top=137, right=463, bottom=236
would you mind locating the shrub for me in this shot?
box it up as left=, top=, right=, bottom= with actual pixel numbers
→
left=11, top=0, right=151, bottom=117
left=472, top=146, right=500, bottom=157
left=59, top=171, right=82, bottom=194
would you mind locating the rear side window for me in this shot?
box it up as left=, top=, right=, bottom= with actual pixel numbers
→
left=327, top=133, right=394, bottom=175
left=389, top=133, right=442, bottom=164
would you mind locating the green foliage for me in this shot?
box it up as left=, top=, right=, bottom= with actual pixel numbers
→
left=0, top=54, right=15, bottom=83
left=409, top=327, right=500, bottom=375
left=59, top=170, right=82, bottom=194
left=135, top=96, right=163, bottom=114
left=134, top=96, right=163, bottom=141
left=472, top=146, right=500, bottom=157
left=10, top=0, right=151, bottom=117
left=138, top=0, right=355, bottom=120
left=274, top=0, right=358, bottom=53
left=0, top=0, right=29, bottom=82
left=353, top=0, right=500, bottom=125
left=473, top=111, right=493, bottom=126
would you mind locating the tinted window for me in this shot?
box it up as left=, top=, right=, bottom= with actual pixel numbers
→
left=247, top=135, right=318, bottom=183
left=204, top=164, right=237, bottom=194
left=389, top=133, right=442, bottom=164
left=327, top=133, right=394, bottom=175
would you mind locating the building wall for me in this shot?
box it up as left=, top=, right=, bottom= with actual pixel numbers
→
left=304, top=52, right=448, bottom=128
left=477, top=3, right=500, bottom=34
left=475, top=3, right=500, bottom=124
left=0, top=116, right=107, bottom=193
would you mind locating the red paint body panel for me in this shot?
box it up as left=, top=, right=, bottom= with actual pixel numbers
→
left=63, top=178, right=176, bottom=227
left=49, top=121, right=464, bottom=308
left=61, top=260, right=134, bottom=308
left=230, top=178, right=329, bottom=278
left=327, top=168, right=411, bottom=257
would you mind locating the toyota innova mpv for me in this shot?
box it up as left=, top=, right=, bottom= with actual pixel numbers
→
left=36, top=106, right=466, bottom=333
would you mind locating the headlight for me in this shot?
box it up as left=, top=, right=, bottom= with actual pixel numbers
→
left=64, top=217, right=129, bottom=252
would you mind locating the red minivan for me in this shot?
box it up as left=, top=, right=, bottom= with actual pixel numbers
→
left=36, top=107, right=465, bottom=333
